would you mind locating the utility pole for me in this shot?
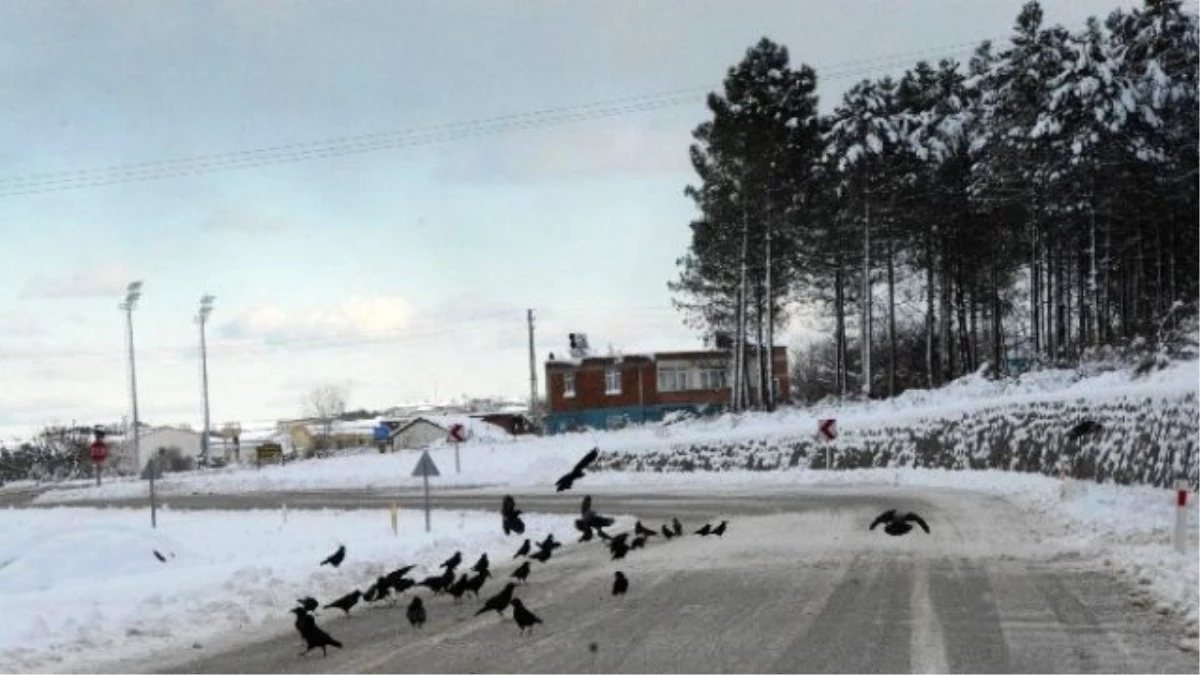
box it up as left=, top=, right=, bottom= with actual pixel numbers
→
left=764, top=203, right=775, bottom=412
left=862, top=194, right=872, bottom=399
left=196, top=295, right=214, bottom=466
left=527, top=309, right=538, bottom=420
left=119, top=281, right=146, bottom=525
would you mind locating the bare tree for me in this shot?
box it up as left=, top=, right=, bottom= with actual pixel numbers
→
left=303, top=384, right=348, bottom=449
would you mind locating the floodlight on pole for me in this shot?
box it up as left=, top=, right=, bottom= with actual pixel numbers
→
left=119, top=280, right=148, bottom=525
left=196, top=295, right=215, bottom=465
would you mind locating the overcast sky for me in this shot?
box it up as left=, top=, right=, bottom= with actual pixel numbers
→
left=0, top=0, right=1133, bottom=438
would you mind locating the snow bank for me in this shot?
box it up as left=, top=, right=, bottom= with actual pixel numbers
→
left=0, top=507, right=577, bottom=674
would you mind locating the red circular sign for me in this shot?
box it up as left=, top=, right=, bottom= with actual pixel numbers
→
left=89, top=440, right=108, bottom=463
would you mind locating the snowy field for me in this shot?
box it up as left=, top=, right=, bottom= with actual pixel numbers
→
left=0, top=507, right=580, bottom=674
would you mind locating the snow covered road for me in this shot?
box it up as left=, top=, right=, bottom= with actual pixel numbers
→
left=101, top=486, right=1197, bottom=674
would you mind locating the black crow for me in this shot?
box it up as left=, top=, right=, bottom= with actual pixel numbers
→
left=153, top=549, right=167, bottom=562
left=385, top=565, right=416, bottom=584
left=661, top=524, right=675, bottom=540
left=634, top=521, right=658, bottom=538
left=296, top=597, right=319, bottom=613
left=711, top=520, right=728, bottom=537
left=447, top=574, right=471, bottom=603
left=471, top=553, right=490, bottom=576
left=575, top=517, right=597, bottom=542
left=672, top=518, right=683, bottom=537
left=475, top=582, right=516, bottom=616
left=466, top=571, right=489, bottom=597
left=538, top=534, right=562, bottom=551
left=1067, top=419, right=1104, bottom=440
left=511, top=561, right=531, bottom=584
left=406, top=596, right=426, bottom=628
left=363, top=578, right=387, bottom=603
left=612, top=571, right=628, bottom=596
left=502, top=495, right=526, bottom=535
left=324, top=590, right=362, bottom=615
left=608, top=534, right=630, bottom=560
left=510, top=598, right=543, bottom=634
left=869, top=509, right=931, bottom=536
left=290, top=607, right=312, bottom=648
left=630, top=535, right=646, bottom=550
left=440, top=551, right=463, bottom=571
left=694, top=523, right=712, bottom=536
left=529, top=547, right=553, bottom=563
left=291, top=608, right=343, bottom=656
left=320, top=545, right=346, bottom=568
left=390, top=577, right=416, bottom=596
left=513, top=538, right=532, bottom=558
left=419, top=568, right=455, bottom=594
left=555, top=447, right=600, bottom=492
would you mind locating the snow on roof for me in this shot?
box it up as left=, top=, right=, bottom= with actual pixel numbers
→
left=400, top=414, right=513, bottom=443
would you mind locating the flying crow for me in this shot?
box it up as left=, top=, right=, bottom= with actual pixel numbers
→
left=513, top=538, right=532, bottom=558
left=290, top=609, right=343, bottom=656
left=510, top=598, right=543, bottom=634
left=475, top=582, right=516, bottom=616
left=555, top=447, right=600, bottom=492
left=538, top=534, right=562, bottom=551
left=153, top=549, right=167, bottom=563
left=320, top=545, right=346, bottom=568
left=612, top=571, right=628, bottom=596
left=324, top=590, right=362, bottom=616
left=406, top=596, right=426, bottom=628
left=501, top=495, right=526, bottom=535
left=869, top=509, right=931, bottom=536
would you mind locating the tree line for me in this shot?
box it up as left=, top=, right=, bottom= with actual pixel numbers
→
left=671, top=0, right=1198, bottom=407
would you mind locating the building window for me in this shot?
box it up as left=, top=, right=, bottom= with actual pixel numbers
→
left=699, top=368, right=727, bottom=390
left=563, top=372, right=576, bottom=398
left=658, top=366, right=688, bottom=392
left=605, top=367, right=622, bottom=395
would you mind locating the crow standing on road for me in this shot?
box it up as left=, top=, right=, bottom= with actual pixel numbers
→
left=630, top=535, right=646, bottom=550
left=513, top=538, right=532, bottom=558
left=555, top=447, right=600, bottom=492
left=607, top=533, right=630, bottom=560
left=406, top=596, right=426, bottom=628
left=694, top=523, right=712, bottom=537
left=447, top=574, right=471, bottom=603
left=296, top=597, right=319, bottom=613
left=576, top=495, right=616, bottom=541
left=529, top=546, right=553, bottom=563
left=364, top=577, right=390, bottom=603
left=538, top=534, right=562, bottom=552
left=290, top=608, right=343, bottom=656
left=320, top=545, right=346, bottom=568
left=475, top=582, right=517, bottom=616
left=501, top=495, right=526, bottom=535
left=612, top=571, right=628, bottom=596
left=419, top=568, right=455, bottom=594
left=672, top=518, right=683, bottom=537
left=869, top=509, right=931, bottom=536
left=385, top=565, right=416, bottom=585
left=511, top=561, right=531, bottom=584
left=324, top=590, right=362, bottom=616
left=661, top=524, right=675, bottom=540
left=634, top=521, right=658, bottom=538
left=510, top=598, right=543, bottom=634
left=466, top=570, right=489, bottom=598
left=471, top=553, right=490, bottom=576
left=711, top=520, right=728, bottom=537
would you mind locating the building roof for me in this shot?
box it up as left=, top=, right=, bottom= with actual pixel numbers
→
left=396, top=414, right=512, bottom=443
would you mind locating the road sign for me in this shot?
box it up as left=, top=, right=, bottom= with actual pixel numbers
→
left=412, top=450, right=441, bottom=478
left=818, top=419, right=837, bottom=442
left=448, top=423, right=467, bottom=443
left=373, top=425, right=392, bottom=442
left=412, top=450, right=439, bottom=533
left=89, top=440, right=108, bottom=463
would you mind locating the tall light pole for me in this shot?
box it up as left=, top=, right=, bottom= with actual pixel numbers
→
left=119, top=281, right=143, bottom=485
left=196, top=295, right=214, bottom=466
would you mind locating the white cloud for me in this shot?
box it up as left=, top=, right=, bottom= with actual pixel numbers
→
left=220, top=295, right=414, bottom=346
left=20, top=263, right=136, bottom=299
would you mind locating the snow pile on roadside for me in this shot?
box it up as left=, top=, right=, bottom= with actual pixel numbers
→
left=0, top=507, right=577, bottom=674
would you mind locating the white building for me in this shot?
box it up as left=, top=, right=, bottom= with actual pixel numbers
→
left=117, top=427, right=205, bottom=475
left=391, top=415, right=512, bottom=450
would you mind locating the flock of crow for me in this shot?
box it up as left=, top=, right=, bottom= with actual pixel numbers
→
left=286, top=446, right=930, bottom=658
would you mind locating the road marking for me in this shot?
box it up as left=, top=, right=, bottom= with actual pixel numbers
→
left=909, top=562, right=949, bottom=674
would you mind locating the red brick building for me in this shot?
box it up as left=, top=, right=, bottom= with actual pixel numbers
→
left=543, top=346, right=788, bottom=433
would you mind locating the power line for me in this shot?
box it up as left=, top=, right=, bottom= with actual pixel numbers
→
left=0, top=39, right=997, bottom=198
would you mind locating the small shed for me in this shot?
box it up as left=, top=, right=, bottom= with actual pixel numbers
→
left=391, top=415, right=511, bottom=450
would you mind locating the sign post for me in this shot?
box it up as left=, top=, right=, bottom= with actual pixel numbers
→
left=89, top=432, right=108, bottom=486
left=1175, top=478, right=1190, bottom=555
left=818, top=419, right=837, bottom=470
left=448, top=423, right=466, bottom=474
left=149, top=449, right=160, bottom=529
left=411, top=450, right=441, bottom=533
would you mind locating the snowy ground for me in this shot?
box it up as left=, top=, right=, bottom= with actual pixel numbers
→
left=0, top=507, right=580, bottom=674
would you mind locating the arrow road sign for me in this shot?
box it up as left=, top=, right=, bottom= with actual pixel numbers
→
left=412, top=450, right=441, bottom=478
left=448, top=423, right=467, bottom=443
left=818, top=419, right=837, bottom=442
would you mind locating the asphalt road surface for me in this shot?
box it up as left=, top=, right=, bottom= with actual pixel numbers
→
left=77, top=486, right=1197, bottom=674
